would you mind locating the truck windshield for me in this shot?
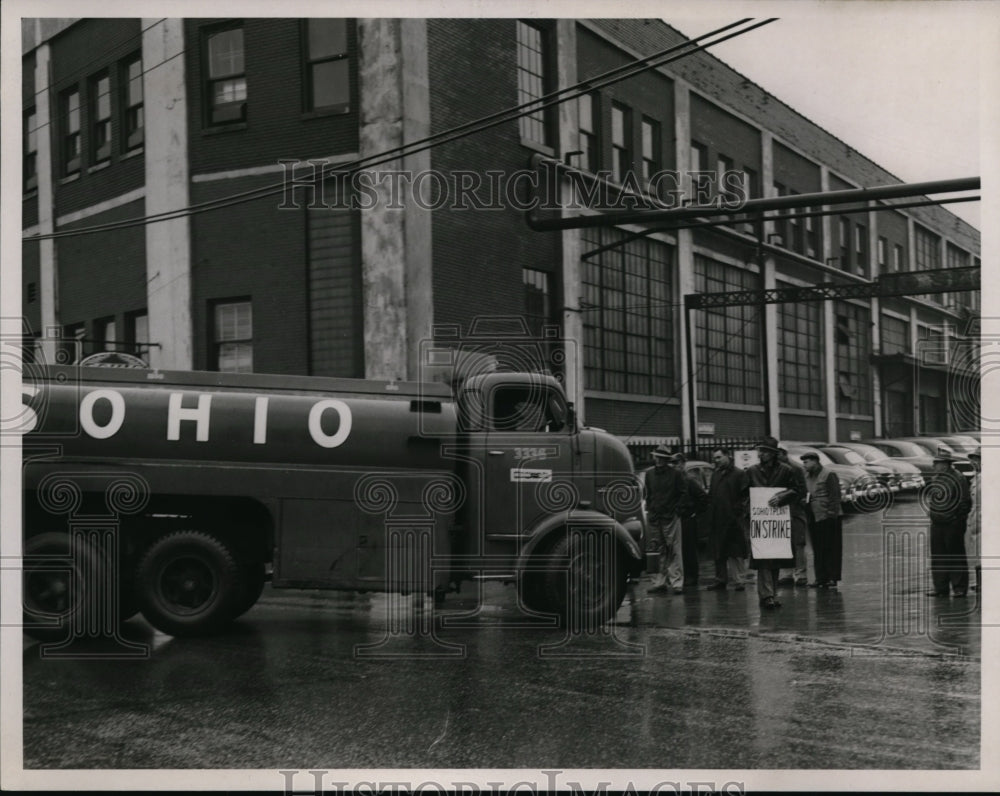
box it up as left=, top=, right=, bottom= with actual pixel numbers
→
left=492, top=385, right=567, bottom=433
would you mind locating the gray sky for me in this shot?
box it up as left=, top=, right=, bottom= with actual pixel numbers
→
left=671, top=4, right=988, bottom=230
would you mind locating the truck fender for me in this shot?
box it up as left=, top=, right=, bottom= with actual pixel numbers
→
left=517, top=509, right=644, bottom=573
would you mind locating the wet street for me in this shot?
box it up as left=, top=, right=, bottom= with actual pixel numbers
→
left=21, top=497, right=981, bottom=771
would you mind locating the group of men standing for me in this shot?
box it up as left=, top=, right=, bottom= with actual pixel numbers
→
left=644, top=436, right=844, bottom=611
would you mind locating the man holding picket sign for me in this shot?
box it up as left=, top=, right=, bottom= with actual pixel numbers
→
left=745, top=436, right=804, bottom=610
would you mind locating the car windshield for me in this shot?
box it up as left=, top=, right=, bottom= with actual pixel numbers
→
left=886, top=441, right=931, bottom=457
left=910, top=440, right=955, bottom=457
left=840, top=444, right=888, bottom=462
left=839, top=450, right=867, bottom=465
left=789, top=447, right=832, bottom=465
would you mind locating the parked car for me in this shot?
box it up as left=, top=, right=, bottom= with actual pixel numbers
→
left=861, top=438, right=975, bottom=479
left=812, top=445, right=900, bottom=492
left=818, top=444, right=924, bottom=492
left=928, top=435, right=979, bottom=456
left=782, top=445, right=880, bottom=509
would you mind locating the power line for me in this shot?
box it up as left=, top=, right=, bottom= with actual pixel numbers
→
left=24, top=18, right=776, bottom=242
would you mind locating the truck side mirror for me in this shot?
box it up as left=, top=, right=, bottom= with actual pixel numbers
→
left=566, top=402, right=577, bottom=431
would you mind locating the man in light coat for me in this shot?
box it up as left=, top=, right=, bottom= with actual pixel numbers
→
left=801, top=450, right=843, bottom=588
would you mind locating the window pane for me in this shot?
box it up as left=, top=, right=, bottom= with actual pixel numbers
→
left=641, top=120, right=653, bottom=159
left=128, top=59, right=143, bottom=103
left=214, top=77, right=247, bottom=104
left=578, top=93, right=592, bottom=133
left=67, top=92, right=80, bottom=131
left=612, top=107, right=623, bottom=145
left=309, top=19, right=347, bottom=59
left=209, top=29, right=244, bottom=78
left=312, top=58, right=349, bottom=108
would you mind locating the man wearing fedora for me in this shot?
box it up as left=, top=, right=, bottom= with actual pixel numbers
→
left=926, top=450, right=972, bottom=597
left=745, top=436, right=803, bottom=610
left=644, top=445, right=689, bottom=594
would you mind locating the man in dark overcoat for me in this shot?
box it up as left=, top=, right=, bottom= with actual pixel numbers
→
left=745, top=436, right=803, bottom=610
left=926, top=452, right=972, bottom=597
left=705, top=447, right=749, bottom=591
left=777, top=447, right=810, bottom=587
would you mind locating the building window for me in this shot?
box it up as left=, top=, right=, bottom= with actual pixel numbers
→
left=96, top=317, right=117, bottom=351
left=689, top=141, right=708, bottom=203
left=777, top=282, right=823, bottom=411
left=577, top=92, right=598, bottom=172
left=89, top=72, right=112, bottom=163
left=694, top=256, right=761, bottom=405
left=838, top=218, right=851, bottom=270
left=854, top=224, right=867, bottom=277
left=523, top=268, right=552, bottom=337
left=918, top=325, right=948, bottom=365
left=716, top=154, right=733, bottom=203
left=212, top=300, right=253, bottom=372
left=303, top=19, right=350, bottom=112
left=914, top=225, right=941, bottom=270
left=62, top=323, right=87, bottom=363
left=880, top=314, right=909, bottom=355
left=204, top=25, right=246, bottom=125
left=877, top=237, right=887, bottom=273
left=835, top=302, right=872, bottom=415
left=610, top=103, right=631, bottom=184
left=121, top=53, right=143, bottom=150
left=127, top=310, right=150, bottom=358
left=742, top=167, right=759, bottom=201
left=805, top=212, right=818, bottom=257
left=641, top=117, right=660, bottom=183
left=24, top=108, right=38, bottom=191
left=893, top=243, right=905, bottom=272
left=60, top=88, right=82, bottom=176
left=515, top=21, right=550, bottom=146
left=582, top=229, right=673, bottom=396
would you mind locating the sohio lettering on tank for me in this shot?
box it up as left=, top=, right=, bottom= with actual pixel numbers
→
left=72, top=389, right=353, bottom=448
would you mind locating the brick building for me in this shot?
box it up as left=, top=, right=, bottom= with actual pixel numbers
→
left=21, top=17, right=980, bottom=445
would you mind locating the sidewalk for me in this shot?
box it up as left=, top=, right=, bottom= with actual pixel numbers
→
left=627, top=500, right=981, bottom=659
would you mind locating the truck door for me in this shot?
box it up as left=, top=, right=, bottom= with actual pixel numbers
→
left=483, top=384, right=576, bottom=540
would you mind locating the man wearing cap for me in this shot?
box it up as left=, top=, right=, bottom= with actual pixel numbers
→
left=745, top=436, right=803, bottom=610
left=966, top=450, right=981, bottom=594
left=802, top=450, right=843, bottom=588
left=925, top=451, right=972, bottom=597
left=644, top=445, right=689, bottom=594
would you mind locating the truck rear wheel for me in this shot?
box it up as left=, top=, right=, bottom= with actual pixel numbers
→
left=23, top=532, right=103, bottom=642
left=531, top=530, right=627, bottom=626
left=135, top=531, right=243, bottom=637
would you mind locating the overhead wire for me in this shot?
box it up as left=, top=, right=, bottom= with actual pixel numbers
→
left=24, top=17, right=777, bottom=242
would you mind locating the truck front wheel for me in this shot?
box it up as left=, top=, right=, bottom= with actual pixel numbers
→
left=136, top=531, right=244, bottom=637
left=530, top=530, right=627, bottom=626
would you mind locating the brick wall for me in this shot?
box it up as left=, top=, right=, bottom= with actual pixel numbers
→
left=584, top=397, right=681, bottom=437
left=699, top=406, right=766, bottom=438
left=184, top=19, right=359, bottom=176
left=426, top=19, right=562, bottom=335
left=779, top=412, right=827, bottom=442
left=576, top=25, right=676, bottom=174
left=190, top=174, right=309, bottom=375
left=56, top=199, right=147, bottom=336
left=22, top=242, right=41, bottom=334
left=48, top=19, right=145, bottom=217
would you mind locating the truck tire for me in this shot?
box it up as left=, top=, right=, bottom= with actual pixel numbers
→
left=23, top=532, right=104, bottom=642
left=531, top=530, right=627, bottom=626
left=135, top=531, right=244, bottom=637
left=232, top=560, right=266, bottom=619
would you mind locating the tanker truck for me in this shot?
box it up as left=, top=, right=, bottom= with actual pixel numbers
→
left=21, top=360, right=645, bottom=638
